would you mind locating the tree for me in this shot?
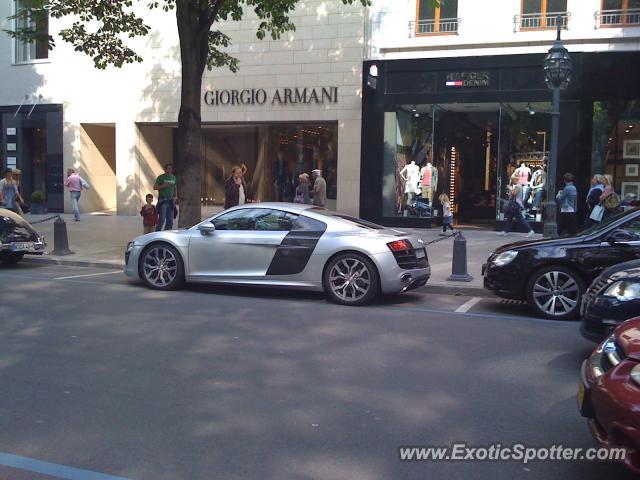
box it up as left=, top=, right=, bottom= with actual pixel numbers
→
left=6, top=0, right=373, bottom=226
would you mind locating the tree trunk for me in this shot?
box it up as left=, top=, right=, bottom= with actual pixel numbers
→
left=175, top=4, right=208, bottom=227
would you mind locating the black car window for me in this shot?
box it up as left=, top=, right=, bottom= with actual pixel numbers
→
left=619, top=217, right=640, bottom=237
left=212, top=208, right=297, bottom=231
left=581, top=208, right=638, bottom=236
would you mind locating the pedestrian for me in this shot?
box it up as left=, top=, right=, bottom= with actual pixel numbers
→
left=585, top=174, right=606, bottom=226
left=438, top=193, right=455, bottom=235
left=556, top=172, right=578, bottom=235
left=153, top=163, right=178, bottom=231
left=64, top=169, right=90, bottom=221
left=311, top=169, right=327, bottom=207
left=0, top=168, right=23, bottom=213
left=498, top=185, right=535, bottom=237
left=599, top=174, right=621, bottom=220
left=140, top=193, right=158, bottom=234
left=293, top=173, right=310, bottom=204
left=224, top=165, right=251, bottom=209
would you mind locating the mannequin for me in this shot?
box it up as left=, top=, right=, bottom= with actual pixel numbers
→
left=430, top=162, right=438, bottom=199
left=421, top=162, right=434, bottom=202
left=530, top=163, right=547, bottom=210
left=273, top=151, right=291, bottom=202
left=515, top=161, right=532, bottom=204
left=400, top=161, right=421, bottom=206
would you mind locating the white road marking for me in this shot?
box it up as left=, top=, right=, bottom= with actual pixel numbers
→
left=455, top=297, right=483, bottom=313
left=53, top=271, right=122, bottom=280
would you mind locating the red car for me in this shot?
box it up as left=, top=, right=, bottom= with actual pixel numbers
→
left=579, top=316, right=640, bottom=473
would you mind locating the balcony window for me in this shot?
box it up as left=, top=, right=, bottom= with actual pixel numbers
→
left=598, top=0, right=640, bottom=27
left=517, top=0, right=569, bottom=31
left=414, top=0, right=459, bottom=36
left=14, top=0, right=49, bottom=64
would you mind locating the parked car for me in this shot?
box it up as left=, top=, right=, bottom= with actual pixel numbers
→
left=580, top=259, right=640, bottom=343
left=579, top=316, right=640, bottom=474
left=0, top=208, right=45, bottom=264
left=125, top=203, right=430, bottom=306
left=483, top=207, right=640, bottom=319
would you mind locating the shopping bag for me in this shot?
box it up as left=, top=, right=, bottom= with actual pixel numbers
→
left=589, top=204, right=604, bottom=222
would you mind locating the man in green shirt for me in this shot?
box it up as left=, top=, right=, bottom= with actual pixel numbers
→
left=153, top=163, right=178, bottom=230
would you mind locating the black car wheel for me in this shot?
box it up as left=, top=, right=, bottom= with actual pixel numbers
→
left=0, top=252, right=25, bottom=265
left=526, top=266, right=585, bottom=320
left=139, top=243, right=185, bottom=291
left=323, top=253, right=380, bottom=306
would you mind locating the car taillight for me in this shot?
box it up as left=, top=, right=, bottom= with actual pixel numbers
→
left=387, top=239, right=412, bottom=252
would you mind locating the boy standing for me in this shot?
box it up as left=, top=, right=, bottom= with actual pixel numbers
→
left=141, top=194, right=158, bottom=234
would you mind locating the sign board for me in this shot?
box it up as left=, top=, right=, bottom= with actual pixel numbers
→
left=446, top=71, right=490, bottom=88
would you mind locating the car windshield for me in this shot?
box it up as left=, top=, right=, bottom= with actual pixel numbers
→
left=309, top=208, right=385, bottom=230
left=579, top=207, right=639, bottom=236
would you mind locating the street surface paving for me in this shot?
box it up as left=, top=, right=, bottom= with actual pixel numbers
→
left=0, top=263, right=634, bottom=480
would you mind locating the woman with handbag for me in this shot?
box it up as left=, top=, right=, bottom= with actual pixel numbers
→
left=585, top=174, right=605, bottom=227
left=293, top=173, right=310, bottom=204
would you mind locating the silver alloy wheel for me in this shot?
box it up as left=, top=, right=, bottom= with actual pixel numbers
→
left=143, top=246, right=178, bottom=288
left=532, top=270, right=580, bottom=317
left=329, top=258, right=372, bottom=302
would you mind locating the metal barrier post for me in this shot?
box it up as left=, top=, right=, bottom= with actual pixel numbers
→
left=51, top=217, right=74, bottom=256
left=447, top=232, right=473, bottom=282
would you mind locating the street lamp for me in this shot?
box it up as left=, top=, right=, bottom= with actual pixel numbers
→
left=542, top=16, right=572, bottom=238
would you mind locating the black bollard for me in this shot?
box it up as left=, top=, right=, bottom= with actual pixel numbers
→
left=51, top=217, right=74, bottom=256
left=447, top=232, right=473, bottom=282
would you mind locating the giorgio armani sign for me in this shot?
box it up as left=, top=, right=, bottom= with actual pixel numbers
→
left=203, top=87, right=339, bottom=106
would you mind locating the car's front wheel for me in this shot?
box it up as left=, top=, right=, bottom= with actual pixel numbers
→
left=0, top=252, right=25, bottom=265
left=323, top=253, right=380, bottom=306
left=526, top=266, right=584, bottom=320
left=139, top=243, right=185, bottom=290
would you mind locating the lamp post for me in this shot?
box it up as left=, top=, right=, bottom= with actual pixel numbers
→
left=542, top=16, right=572, bottom=237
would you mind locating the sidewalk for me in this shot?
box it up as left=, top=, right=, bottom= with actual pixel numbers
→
left=20, top=211, right=538, bottom=293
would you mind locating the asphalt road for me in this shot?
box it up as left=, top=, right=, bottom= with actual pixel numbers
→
left=0, top=262, right=633, bottom=480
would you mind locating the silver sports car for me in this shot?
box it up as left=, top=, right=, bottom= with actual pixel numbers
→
left=125, top=203, right=430, bottom=306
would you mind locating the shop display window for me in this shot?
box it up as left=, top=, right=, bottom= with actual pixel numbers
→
left=201, top=122, right=338, bottom=209
left=592, top=100, right=640, bottom=207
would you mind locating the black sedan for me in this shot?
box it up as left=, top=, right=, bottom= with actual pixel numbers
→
left=0, top=208, right=45, bottom=265
left=580, top=259, right=640, bottom=342
left=483, top=207, right=640, bottom=320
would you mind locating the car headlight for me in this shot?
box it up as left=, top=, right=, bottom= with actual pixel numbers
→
left=492, top=250, right=518, bottom=267
left=126, top=241, right=135, bottom=254
left=602, top=281, right=640, bottom=302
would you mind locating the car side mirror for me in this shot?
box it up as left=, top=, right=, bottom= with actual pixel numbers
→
left=198, top=223, right=215, bottom=236
left=607, top=229, right=636, bottom=245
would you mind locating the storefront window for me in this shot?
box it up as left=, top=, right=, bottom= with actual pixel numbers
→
left=382, top=102, right=551, bottom=225
left=201, top=122, right=338, bottom=208
left=592, top=101, right=640, bottom=205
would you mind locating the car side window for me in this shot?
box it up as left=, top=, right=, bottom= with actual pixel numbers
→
left=619, top=217, right=640, bottom=238
left=212, top=209, right=297, bottom=231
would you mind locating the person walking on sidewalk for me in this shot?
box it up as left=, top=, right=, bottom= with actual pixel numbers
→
left=311, top=169, right=327, bottom=207
left=0, top=168, right=23, bottom=214
left=140, top=193, right=158, bottom=234
left=556, top=172, right=578, bottom=235
left=154, top=164, right=177, bottom=231
left=439, top=193, right=455, bottom=235
left=498, top=185, right=534, bottom=237
left=64, top=169, right=89, bottom=221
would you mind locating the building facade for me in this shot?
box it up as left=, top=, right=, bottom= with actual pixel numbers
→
left=0, top=1, right=367, bottom=217
left=363, top=0, right=640, bottom=228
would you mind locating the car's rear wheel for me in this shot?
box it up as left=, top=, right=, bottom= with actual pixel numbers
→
left=323, top=252, right=380, bottom=306
left=526, top=266, right=584, bottom=320
left=0, top=252, right=25, bottom=265
left=139, top=243, right=185, bottom=290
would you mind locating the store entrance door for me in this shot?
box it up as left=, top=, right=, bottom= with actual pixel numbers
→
left=434, top=104, right=500, bottom=225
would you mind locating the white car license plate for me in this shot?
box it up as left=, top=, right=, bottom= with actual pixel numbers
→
left=11, top=242, right=33, bottom=252
left=416, top=249, right=426, bottom=259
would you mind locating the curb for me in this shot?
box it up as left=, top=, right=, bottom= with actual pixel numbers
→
left=20, top=256, right=490, bottom=296
left=22, top=256, right=124, bottom=271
